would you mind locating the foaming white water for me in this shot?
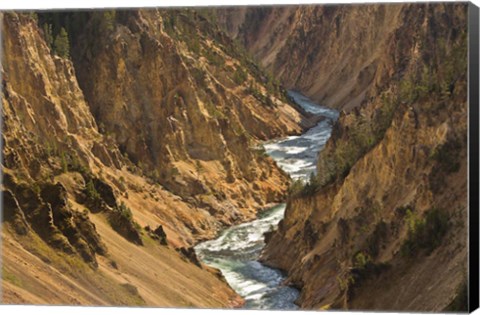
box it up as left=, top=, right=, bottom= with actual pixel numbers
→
left=196, top=205, right=294, bottom=309
left=195, top=91, right=338, bottom=309
left=288, top=90, right=339, bottom=120
left=264, top=92, right=338, bottom=181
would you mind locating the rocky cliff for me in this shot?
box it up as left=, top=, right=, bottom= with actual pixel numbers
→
left=218, top=4, right=464, bottom=112
left=258, top=3, right=469, bottom=311
left=1, top=10, right=310, bottom=305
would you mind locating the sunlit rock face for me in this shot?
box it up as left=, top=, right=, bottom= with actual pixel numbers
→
left=1, top=9, right=312, bottom=306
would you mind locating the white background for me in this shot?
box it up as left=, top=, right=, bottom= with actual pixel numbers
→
left=0, top=0, right=479, bottom=315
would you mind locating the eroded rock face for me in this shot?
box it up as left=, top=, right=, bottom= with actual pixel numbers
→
left=259, top=3, right=468, bottom=311
left=1, top=9, right=308, bottom=306
left=218, top=3, right=465, bottom=112
left=68, top=9, right=313, bottom=224
left=3, top=171, right=107, bottom=266
left=2, top=189, right=29, bottom=235
left=2, top=9, right=309, bottom=248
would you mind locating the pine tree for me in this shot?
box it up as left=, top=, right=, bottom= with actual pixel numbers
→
left=54, top=27, right=70, bottom=58
left=60, top=152, right=68, bottom=173
left=103, top=10, right=116, bottom=32
left=43, top=23, right=54, bottom=50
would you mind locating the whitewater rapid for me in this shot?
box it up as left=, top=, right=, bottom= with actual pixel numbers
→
left=195, top=91, right=338, bottom=309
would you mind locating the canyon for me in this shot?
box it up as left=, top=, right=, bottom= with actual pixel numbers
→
left=220, top=3, right=469, bottom=311
left=1, top=2, right=471, bottom=312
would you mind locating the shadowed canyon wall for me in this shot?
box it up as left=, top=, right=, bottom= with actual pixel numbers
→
left=218, top=4, right=467, bottom=112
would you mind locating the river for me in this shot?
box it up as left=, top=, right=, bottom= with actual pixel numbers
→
left=194, top=91, right=338, bottom=309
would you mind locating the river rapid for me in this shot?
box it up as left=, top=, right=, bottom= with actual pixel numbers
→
left=194, top=91, right=338, bottom=309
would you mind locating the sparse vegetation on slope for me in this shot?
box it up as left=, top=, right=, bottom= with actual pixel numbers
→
left=401, top=208, right=450, bottom=257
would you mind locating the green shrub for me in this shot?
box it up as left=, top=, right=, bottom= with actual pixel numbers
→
left=232, top=67, right=248, bottom=85
left=27, top=12, right=38, bottom=22
left=302, top=172, right=320, bottom=196
left=54, top=27, right=70, bottom=58
left=103, top=10, right=116, bottom=32
left=163, top=15, right=176, bottom=36
left=288, top=173, right=321, bottom=198
left=253, top=147, right=268, bottom=158
left=69, top=154, right=88, bottom=174
left=245, top=81, right=276, bottom=108
left=191, top=68, right=205, bottom=84
left=288, top=179, right=305, bottom=197
left=353, top=252, right=371, bottom=269
left=44, top=140, right=58, bottom=157
left=395, top=205, right=411, bottom=217
left=43, top=23, right=54, bottom=50
left=85, top=179, right=101, bottom=202
left=203, top=48, right=224, bottom=67
left=108, top=202, right=143, bottom=245
left=405, top=209, right=424, bottom=235
left=366, top=220, right=388, bottom=257
left=118, top=202, right=133, bottom=221
left=401, top=208, right=449, bottom=256
left=204, top=101, right=224, bottom=119
left=60, top=152, right=69, bottom=173
left=431, top=137, right=462, bottom=173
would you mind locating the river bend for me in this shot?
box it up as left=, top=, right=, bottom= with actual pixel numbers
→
left=195, top=91, right=338, bottom=309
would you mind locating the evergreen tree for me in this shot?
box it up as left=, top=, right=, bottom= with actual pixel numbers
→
left=43, top=23, right=54, bottom=50
left=54, top=27, right=70, bottom=58
left=103, top=10, right=116, bottom=32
